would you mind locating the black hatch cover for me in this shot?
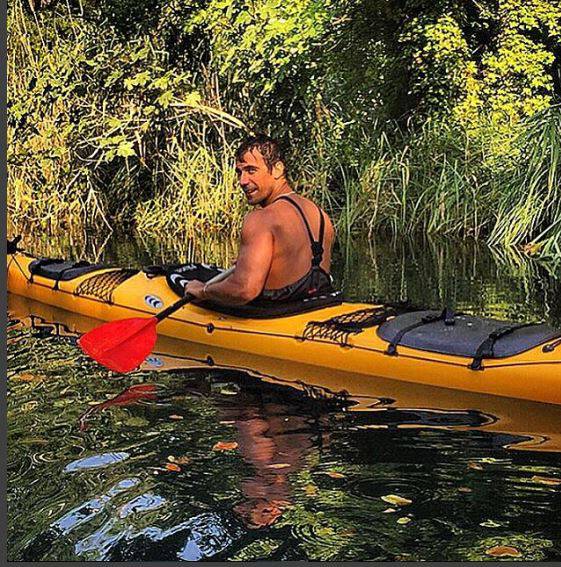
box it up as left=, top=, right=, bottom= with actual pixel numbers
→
left=377, top=310, right=561, bottom=358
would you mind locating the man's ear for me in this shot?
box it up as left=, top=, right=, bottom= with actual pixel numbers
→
left=272, top=160, right=285, bottom=179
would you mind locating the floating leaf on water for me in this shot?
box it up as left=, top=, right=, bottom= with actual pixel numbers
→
left=304, top=484, right=318, bottom=496
left=14, top=373, right=43, bottom=383
left=169, top=414, right=184, bottom=420
left=397, top=517, right=411, bottom=525
left=381, top=494, right=412, bottom=506
left=325, top=471, right=346, bottom=479
left=165, top=463, right=181, bottom=472
left=530, top=475, right=561, bottom=486
left=219, top=420, right=236, bottom=425
left=213, top=441, right=238, bottom=451
left=266, top=463, right=290, bottom=469
left=468, top=462, right=483, bottom=470
left=480, top=519, right=502, bottom=528
left=458, top=487, right=473, bottom=493
left=168, top=455, right=191, bottom=465
left=485, top=546, right=522, bottom=557
left=20, top=401, right=39, bottom=412
left=217, top=384, right=241, bottom=396
left=382, top=508, right=396, bottom=513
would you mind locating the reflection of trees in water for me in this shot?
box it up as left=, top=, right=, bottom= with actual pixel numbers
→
left=8, top=309, right=561, bottom=560
left=335, top=234, right=561, bottom=325
left=13, top=229, right=561, bottom=325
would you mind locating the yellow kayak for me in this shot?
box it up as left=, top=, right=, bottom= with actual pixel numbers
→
left=7, top=250, right=561, bottom=405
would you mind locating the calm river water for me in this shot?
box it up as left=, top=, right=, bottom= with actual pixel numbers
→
left=7, top=232, right=561, bottom=561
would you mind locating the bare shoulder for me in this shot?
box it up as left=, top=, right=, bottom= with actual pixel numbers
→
left=240, top=209, right=273, bottom=238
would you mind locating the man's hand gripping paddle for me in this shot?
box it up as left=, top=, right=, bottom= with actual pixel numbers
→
left=78, top=267, right=234, bottom=373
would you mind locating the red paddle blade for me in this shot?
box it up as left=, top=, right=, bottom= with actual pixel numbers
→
left=78, top=317, right=158, bottom=373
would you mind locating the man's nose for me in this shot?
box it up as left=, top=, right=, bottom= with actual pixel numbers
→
left=239, top=172, right=249, bottom=187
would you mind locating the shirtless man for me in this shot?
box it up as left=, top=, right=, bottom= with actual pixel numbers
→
left=184, top=134, right=335, bottom=306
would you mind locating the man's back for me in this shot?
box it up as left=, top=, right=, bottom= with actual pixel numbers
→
left=257, top=194, right=334, bottom=290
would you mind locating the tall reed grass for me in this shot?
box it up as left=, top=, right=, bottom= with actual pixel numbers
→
left=327, top=108, right=561, bottom=260
left=7, top=0, right=561, bottom=261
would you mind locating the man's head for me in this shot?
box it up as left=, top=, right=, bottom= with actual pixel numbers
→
left=235, top=134, right=289, bottom=206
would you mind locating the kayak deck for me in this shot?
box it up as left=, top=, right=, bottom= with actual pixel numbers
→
left=7, top=252, right=561, bottom=405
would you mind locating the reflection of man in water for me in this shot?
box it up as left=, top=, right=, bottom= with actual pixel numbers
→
left=223, top=402, right=328, bottom=528
left=80, top=378, right=330, bottom=529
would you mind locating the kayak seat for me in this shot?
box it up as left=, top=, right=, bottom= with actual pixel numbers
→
left=29, top=258, right=108, bottom=282
left=377, top=310, right=561, bottom=367
left=166, top=263, right=343, bottom=319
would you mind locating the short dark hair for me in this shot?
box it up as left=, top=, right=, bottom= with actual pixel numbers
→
left=235, top=134, right=288, bottom=176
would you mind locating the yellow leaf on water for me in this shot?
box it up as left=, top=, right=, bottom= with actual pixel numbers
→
left=381, top=494, right=412, bottom=506
left=480, top=519, right=501, bottom=528
left=213, top=441, right=238, bottom=451
left=266, top=463, right=291, bottom=469
left=530, top=475, right=561, bottom=486
left=304, top=484, right=318, bottom=496
left=169, top=414, right=184, bottom=420
left=325, top=471, right=346, bottom=479
left=485, top=546, right=522, bottom=558
left=382, top=508, right=396, bottom=513
left=167, top=455, right=191, bottom=464
left=397, top=517, right=411, bottom=525
left=15, top=373, right=43, bottom=383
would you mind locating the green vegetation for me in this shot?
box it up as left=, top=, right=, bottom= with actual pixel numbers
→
left=7, top=0, right=561, bottom=257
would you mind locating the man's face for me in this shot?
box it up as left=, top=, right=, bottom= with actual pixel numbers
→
left=235, top=149, right=277, bottom=206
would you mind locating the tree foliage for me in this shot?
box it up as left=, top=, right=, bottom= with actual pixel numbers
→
left=7, top=0, right=561, bottom=252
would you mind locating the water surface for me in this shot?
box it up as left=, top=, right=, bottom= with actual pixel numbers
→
left=7, top=232, right=561, bottom=561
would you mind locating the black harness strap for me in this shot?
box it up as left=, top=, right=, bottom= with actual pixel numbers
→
left=277, top=195, right=325, bottom=267
left=469, top=322, right=537, bottom=370
left=385, top=308, right=456, bottom=356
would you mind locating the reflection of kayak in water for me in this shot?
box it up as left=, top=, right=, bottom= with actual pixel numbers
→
left=7, top=249, right=561, bottom=405
left=8, top=293, right=561, bottom=452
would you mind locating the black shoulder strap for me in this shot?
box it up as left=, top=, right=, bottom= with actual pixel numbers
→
left=277, top=195, right=325, bottom=266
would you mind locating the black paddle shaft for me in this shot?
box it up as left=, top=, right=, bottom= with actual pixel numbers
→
left=155, top=294, right=195, bottom=322
left=153, top=266, right=234, bottom=323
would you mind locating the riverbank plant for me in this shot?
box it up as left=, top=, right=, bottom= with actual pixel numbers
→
left=7, top=0, right=561, bottom=258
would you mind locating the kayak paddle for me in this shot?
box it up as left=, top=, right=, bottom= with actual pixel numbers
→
left=78, top=267, right=235, bottom=373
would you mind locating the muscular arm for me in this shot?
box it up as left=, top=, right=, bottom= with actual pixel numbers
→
left=202, top=211, right=273, bottom=305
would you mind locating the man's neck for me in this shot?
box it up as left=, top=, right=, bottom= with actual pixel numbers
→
left=262, top=182, right=294, bottom=207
